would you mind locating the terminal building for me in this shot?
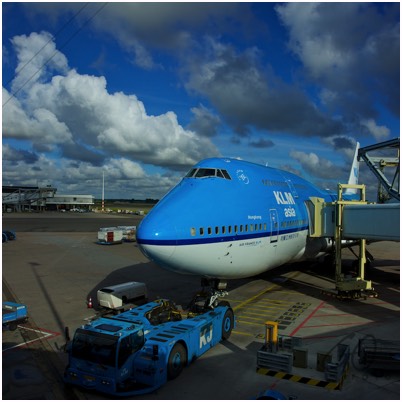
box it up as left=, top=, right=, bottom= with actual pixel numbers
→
left=2, top=186, right=94, bottom=212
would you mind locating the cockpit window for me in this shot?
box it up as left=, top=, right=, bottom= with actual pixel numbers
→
left=185, top=168, right=198, bottom=178
left=184, top=167, right=232, bottom=180
left=195, top=168, right=216, bottom=178
left=221, top=170, right=231, bottom=180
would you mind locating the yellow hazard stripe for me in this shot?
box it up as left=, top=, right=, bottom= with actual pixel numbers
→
left=256, top=368, right=345, bottom=390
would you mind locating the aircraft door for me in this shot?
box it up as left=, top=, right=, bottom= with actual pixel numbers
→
left=269, top=209, right=279, bottom=243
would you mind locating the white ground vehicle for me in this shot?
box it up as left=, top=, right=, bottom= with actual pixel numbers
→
left=97, top=282, right=147, bottom=309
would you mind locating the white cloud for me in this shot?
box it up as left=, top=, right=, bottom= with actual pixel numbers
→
left=3, top=31, right=219, bottom=170
left=188, top=105, right=221, bottom=138
left=360, top=119, right=390, bottom=141
left=2, top=87, right=73, bottom=147
left=276, top=3, right=399, bottom=117
left=10, top=31, right=68, bottom=96
left=290, top=150, right=344, bottom=179
left=2, top=145, right=179, bottom=199
left=2, top=31, right=221, bottom=197
left=23, top=3, right=250, bottom=69
left=276, top=3, right=355, bottom=80
left=184, top=38, right=342, bottom=137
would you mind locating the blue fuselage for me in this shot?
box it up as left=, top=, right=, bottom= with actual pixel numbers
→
left=137, top=158, right=336, bottom=279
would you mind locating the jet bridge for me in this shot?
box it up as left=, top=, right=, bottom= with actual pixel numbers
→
left=2, top=186, right=56, bottom=212
left=308, top=183, right=399, bottom=299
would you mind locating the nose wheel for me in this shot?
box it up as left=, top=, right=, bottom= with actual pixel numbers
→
left=187, top=278, right=229, bottom=316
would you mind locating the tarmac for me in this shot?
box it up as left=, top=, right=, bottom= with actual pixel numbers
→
left=2, top=212, right=400, bottom=400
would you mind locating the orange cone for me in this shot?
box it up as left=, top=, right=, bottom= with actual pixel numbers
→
left=87, top=297, right=93, bottom=308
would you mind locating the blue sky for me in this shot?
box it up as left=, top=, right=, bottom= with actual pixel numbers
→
left=2, top=2, right=400, bottom=200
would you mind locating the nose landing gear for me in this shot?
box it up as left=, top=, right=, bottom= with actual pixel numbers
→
left=187, top=279, right=229, bottom=316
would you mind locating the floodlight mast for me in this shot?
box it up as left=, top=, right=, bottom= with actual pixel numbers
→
left=102, top=171, right=105, bottom=212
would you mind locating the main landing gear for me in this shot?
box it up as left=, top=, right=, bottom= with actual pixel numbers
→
left=187, top=279, right=229, bottom=316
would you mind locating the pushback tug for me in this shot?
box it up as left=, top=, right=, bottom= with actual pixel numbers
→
left=64, top=298, right=234, bottom=396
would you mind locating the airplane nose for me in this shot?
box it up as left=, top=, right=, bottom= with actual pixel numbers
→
left=136, top=214, right=177, bottom=263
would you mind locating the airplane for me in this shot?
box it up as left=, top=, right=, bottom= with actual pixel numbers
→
left=136, top=143, right=360, bottom=291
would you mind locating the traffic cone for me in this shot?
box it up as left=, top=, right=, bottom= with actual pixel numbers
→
left=87, top=297, right=93, bottom=308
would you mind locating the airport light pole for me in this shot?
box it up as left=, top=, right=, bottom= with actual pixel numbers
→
left=102, top=171, right=105, bottom=212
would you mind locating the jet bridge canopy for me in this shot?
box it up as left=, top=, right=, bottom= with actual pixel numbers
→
left=358, top=138, right=400, bottom=202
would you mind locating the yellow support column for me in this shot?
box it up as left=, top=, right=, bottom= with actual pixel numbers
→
left=264, top=321, right=278, bottom=352
left=334, top=184, right=374, bottom=298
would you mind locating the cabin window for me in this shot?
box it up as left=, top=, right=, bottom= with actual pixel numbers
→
left=245, top=225, right=248, bottom=232
left=228, top=226, right=232, bottom=234
left=200, top=228, right=204, bottom=236
left=208, top=227, right=212, bottom=235
left=264, top=223, right=267, bottom=230
left=222, top=226, right=226, bottom=234
left=190, top=228, right=196, bottom=236
left=215, top=226, right=219, bottom=235
left=250, top=224, right=254, bottom=232
left=239, top=225, right=243, bottom=232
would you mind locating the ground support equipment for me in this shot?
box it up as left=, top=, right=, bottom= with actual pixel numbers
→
left=256, top=321, right=350, bottom=390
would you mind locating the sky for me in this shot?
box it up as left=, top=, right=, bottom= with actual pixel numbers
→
left=2, top=2, right=400, bottom=200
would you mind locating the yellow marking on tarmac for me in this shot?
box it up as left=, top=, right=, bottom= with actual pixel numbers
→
left=236, top=319, right=266, bottom=327
left=256, top=368, right=346, bottom=390
left=247, top=307, right=283, bottom=314
left=225, top=298, right=247, bottom=303
left=256, top=298, right=291, bottom=303
left=232, top=330, right=254, bottom=337
left=271, top=290, right=299, bottom=295
left=238, top=311, right=269, bottom=317
left=232, top=271, right=301, bottom=311
left=231, top=272, right=303, bottom=336
left=274, top=372, right=287, bottom=379
left=241, top=310, right=279, bottom=317
left=290, top=374, right=302, bottom=381
left=251, top=307, right=287, bottom=312
left=237, top=317, right=271, bottom=326
left=256, top=298, right=294, bottom=305
left=232, top=283, right=279, bottom=312
left=239, top=316, right=272, bottom=326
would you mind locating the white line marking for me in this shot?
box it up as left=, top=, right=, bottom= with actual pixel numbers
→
left=2, top=326, right=55, bottom=352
